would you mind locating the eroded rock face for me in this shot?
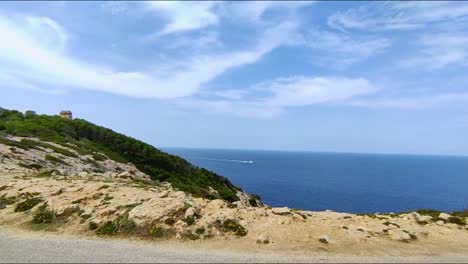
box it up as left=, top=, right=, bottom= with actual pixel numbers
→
left=439, top=213, right=452, bottom=220
left=272, top=207, right=291, bottom=215
left=256, top=233, right=270, bottom=244
left=128, top=199, right=186, bottom=225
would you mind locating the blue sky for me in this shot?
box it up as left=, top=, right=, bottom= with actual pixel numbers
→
left=1, top=1, right=468, bottom=156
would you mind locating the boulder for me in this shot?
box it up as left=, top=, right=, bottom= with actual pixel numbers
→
left=292, top=213, right=305, bottom=222
left=256, top=233, right=270, bottom=244
left=438, top=213, right=451, bottom=220
left=318, top=235, right=330, bottom=244
left=388, top=230, right=411, bottom=242
left=184, top=207, right=196, bottom=218
left=78, top=171, right=88, bottom=177
left=436, top=220, right=445, bottom=226
left=272, top=207, right=291, bottom=215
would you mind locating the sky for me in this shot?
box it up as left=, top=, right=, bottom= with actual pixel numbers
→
left=1, top=1, right=468, bottom=156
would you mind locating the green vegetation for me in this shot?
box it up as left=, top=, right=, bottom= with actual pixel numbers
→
left=183, top=216, right=195, bottom=226
left=32, top=206, right=55, bottom=224
left=96, top=221, right=118, bottom=235
left=45, top=154, right=68, bottom=165
left=221, top=219, right=247, bottom=236
left=0, top=107, right=241, bottom=201
left=14, top=197, right=42, bottom=212
left=0, top=195, right=17, bottom=209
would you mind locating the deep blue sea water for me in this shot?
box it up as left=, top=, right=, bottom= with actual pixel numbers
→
left=163, top=148, right=468, bottom=213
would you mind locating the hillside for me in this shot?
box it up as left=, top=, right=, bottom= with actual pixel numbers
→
left=0, top=107, right=243, bottom=202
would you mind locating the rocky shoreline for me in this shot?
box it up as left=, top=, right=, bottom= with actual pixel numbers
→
left=1, top=137, right=468, bottom=257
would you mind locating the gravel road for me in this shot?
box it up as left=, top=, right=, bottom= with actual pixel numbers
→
left=1, top=228, right=467, bottom=263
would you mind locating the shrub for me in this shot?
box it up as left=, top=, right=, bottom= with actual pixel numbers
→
left=148, top=225, right=175, bottom=238
left=89, top=221, right=98, bottom=230
left=183, top=216, right=195, bottom=226
left=0, top=195, right=17, bottom=209
left=446, top=216, right=466, bottom=226
left=14, top=197, right=42, bottom=212
left=96, top=221, right=118, bottom=235
left=35, top=170, right=59, bottom=178
left=195, top=227, right=205, bottom=235
left=181, top=232, right=199, bottom=240
left=32, top=206, right=55, bottom=224
left=416, top=209, right=442, bottom=218
left=164, top=218, right=176, bottom=226
left=248, top=198, right=258, bottom=207
left=222, top=219, right=247, bottom=236
left=45, top=154, right=68, bottom=165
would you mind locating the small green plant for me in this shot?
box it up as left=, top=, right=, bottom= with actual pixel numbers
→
left=181, top=232, right=199, bottom=240
left=14, top=197, right=42, bottom=212
left=164, top=218, right=176, bottom=226
left=35, top=170, right=59, bottom=178
left=98, top=185, right=110, bottom=190
left=32, top=206, right=55, bottom=224
left=0, top=195, right=17, bottom=209
left=81, top=213, right=92, bottom=219
left=89, top=221, right=98, bottom=230
left=416, top=209, right=442, bottom=218
left=195, top=227, right=205, bottom=235
left=227, top=203, right=238, bottom=209
left=18, top=163, right=43, bottom=170
left=96, top=221, right=118, bottom=235
left=45, top=154, right=68, bottom=165
left=148, top=225, right=175, bottom=238
left=248, top=198, right=258, bottom=207
left=446, top=216, right=466, bottom=226
left=222, top=219, right=247, bottom=236
left=183, top=216, right=195, bottom=226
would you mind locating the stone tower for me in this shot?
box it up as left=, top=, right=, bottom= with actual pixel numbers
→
left=59, top=110, right=73, bottom=120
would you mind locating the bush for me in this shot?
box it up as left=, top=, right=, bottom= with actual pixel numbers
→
left=89, top=221, right=98, bottom=230
left=45, top=154, right=68, bottom=165
left=96, top=221, right=118, bottom=235
left=32, top=206, right=55, bottom=224
left=14, top=197, right=42, bottom=212
left=446, top=216, right=466, bottom=226
left=164, top=218, right=176, bottom=226
left=222, top=219, right=247, bottom=236
left=183, top=216, right=195, bottom=226
left=195, top=227, right=205, bottom=235
left=0, top=195, right=17, bottom=209
left=148, top=225, right=175, bottom=238
left=181, top=232, right=199, bottom=240
left=248, top=198, right=258, bottom=207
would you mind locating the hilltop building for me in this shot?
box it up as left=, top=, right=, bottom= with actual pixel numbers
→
left=59, top=110, right=73, bottom=120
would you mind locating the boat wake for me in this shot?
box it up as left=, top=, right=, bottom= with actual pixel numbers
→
left=188, top=157, right=254, bottom=164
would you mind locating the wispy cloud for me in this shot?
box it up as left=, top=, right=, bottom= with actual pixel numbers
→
left=328, top=1, right=468, bottom=31
left=400, top=33, right=468, bottom=70
left=182, top=76, right=376, bottom=118
left=350, top=93, right=468, bottom=109
left=304, top=30, right=390, bottom=68
left=0, top=14, right=298, bottom=99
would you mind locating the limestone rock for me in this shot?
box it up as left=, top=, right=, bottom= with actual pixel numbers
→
left=388, top=230, right=411, bottom=242
left=318, top=235, right=330, bottom=244
left=256, top=233, right=270, bottom=244
left=438, top=213, right=451, bottom=220
left=78, top=171, right=88, bottom=177
left=292, top=213, right=305, bottom=222
left=184, top=207, right=196, bottom=218
left=272, top=207, right=291, bottom=215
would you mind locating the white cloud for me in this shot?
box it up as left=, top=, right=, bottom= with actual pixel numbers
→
left=400, top=33, right=468, bottom=70
left=182, top=76, right=376, bottom=118
left=0, top=15, right=298, bottom=99
left=145, top=1, right=219, bottom=35
left=328, top=2, right=468, bottom=31
left=223, top=1, right=314, bottom=22
left=305, top=30, right=390, bottom=68
left=350, top=93, right=468, bottom=109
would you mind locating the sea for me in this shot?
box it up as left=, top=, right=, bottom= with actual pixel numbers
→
left=163, top=148, right=468, bottom=214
